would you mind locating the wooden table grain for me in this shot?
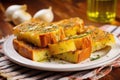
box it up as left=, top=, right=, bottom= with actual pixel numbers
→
left=0, top=0, right=120, bottom=80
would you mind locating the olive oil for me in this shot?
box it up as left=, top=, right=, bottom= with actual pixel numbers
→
left=87, top=0, right=117, bottom=23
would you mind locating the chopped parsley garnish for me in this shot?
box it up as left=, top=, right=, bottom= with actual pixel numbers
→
left=69, top=31, right=91, bottom=39
left=90, top=55, right=100, bottom=61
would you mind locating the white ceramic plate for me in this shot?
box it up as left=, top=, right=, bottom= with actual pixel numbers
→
left=3, top=35, right=120, bottom=71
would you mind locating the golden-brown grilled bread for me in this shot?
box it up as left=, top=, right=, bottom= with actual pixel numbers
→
left=12, top=18, right=115, bottom=63
left=13, top=39, right=50, bottom=62
left=48, top=32, right=92, bottom=55
left=13, top=31, right=92, bottom=63
left=55, top=48, right=91, bottom=63
left=13, top=17, right=85, bottom=47
left=54, top=17, right=85, bottom=37
left=48, top=39, right=77, bottom=54
left=13, top=38, right=91, bottom=63
left=87, top=26, right=115, bottom=52
left=13, top=20, right=66, bottom=47
left=70, top=32, right=92, bottom=50
left=53, top=32, right=92, bottom=63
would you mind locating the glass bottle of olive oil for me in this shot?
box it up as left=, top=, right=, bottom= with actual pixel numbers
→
left=87, top=0, right=117, bottom=23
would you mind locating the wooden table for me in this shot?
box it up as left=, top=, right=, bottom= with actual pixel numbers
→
left=0, top=0, right=120, bottom=80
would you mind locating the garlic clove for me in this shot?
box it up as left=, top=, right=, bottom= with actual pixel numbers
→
left=33, top=7, right=54, bottom=23
left=12, top=10, right=32, bottom=25
left=5, top=4, right=27, bottom=21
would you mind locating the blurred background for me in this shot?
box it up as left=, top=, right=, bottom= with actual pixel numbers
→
left=1, top=0, right=120, bottom=26
left=0, top=0, right=120, bottom=37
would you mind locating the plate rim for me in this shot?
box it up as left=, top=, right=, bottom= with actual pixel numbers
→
left=3, top=35, right=120, bottom=71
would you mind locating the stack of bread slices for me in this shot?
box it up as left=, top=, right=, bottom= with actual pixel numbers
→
left=13, top=17, right=115, bottom=63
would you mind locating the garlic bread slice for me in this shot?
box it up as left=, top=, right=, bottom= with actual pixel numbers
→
left=55, top=47, right=91, bottom=63
left=87, top=26, right=115, bottom=52
left=13, top=20, right=66, bottom=47
left=13, top=39, right=50, bottom=62
left=54, top=17, right=85, bottom=37
left=48, top=39, right=76, bottom=54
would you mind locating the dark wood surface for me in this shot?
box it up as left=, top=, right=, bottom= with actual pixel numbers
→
left=0, top=0, right=120, bottom=80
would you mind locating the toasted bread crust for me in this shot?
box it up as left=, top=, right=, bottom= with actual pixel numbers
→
left=13, top=38, right=91, bottom=63
left=13, top=39, right=50, bottom=61
left=48, top=39, right=77, bottom=54
left=54, top=17, right=85, bottom=36
left=53, top=33, right=92, bottom=63
left=12, top=18, right=115, bottom=63
left=87, top=26, right=115, bottom=52
left=13, top=17, right=84, bottom=47
left=55, top=47, right=91, bottom=63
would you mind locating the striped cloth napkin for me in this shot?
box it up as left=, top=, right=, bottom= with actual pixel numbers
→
left=0, top=25, right=120, bottom=80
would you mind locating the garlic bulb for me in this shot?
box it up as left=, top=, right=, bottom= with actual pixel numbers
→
left=33, top=7, right=54, bottom=23
left=5, top=4, right=27, bottom=21
left=12, top=10, right=32, bottom=25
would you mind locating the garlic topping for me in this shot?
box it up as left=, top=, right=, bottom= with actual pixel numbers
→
left=33, top=7, right=54, bottom=23
left=5, top=4, right=27, bottom=21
